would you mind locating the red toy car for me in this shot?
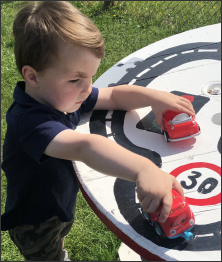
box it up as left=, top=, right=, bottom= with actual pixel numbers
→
left=163, top=110, right=201, bottom=142
left=162, top=95, right=200, bottom=142
left=139, top=189, right=195, bottom=241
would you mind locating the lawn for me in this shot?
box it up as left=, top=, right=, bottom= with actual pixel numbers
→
left=1, top=1, right=221, bottom=261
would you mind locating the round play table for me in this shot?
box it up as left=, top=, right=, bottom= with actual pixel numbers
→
left=73, top=24, right=221, bottom=261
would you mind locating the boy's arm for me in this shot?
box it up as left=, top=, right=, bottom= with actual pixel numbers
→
left=44, top=129, right=184, bottom=223
left=94, top=85, right=195, bottom=129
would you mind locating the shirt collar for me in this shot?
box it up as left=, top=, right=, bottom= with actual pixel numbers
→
left=13, top=81, right=40, bottom=106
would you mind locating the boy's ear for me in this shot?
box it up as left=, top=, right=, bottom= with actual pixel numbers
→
left=22, top=65, right=39, bottom=87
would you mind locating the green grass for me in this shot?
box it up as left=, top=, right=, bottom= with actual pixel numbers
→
left=1, top=1, right=221, bottom=261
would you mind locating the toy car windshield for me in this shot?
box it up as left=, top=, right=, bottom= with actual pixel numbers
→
left=169, top=113, right=192, bottom=125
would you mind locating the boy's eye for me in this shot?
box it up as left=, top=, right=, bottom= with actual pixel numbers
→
left=69, top=79, right=79, bottom=83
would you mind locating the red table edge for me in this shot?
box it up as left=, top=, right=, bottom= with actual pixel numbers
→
left=74, top=170, right=166, bottom=261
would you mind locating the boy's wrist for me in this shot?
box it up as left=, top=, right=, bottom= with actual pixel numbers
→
left=145, top=88, right=162, bottom=108
left=111, top=85, right=161, bottom=111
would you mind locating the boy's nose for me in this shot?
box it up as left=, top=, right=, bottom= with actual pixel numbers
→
left=81, top=83, right=92, bottom=96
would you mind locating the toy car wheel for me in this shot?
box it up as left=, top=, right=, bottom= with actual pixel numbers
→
left=153, top=222, right=167, bottom=239
left=142, top=212, right=151, bottom=223
left=164, top=131, right=170, bottom=142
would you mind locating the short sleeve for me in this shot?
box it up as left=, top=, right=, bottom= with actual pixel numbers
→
left=80, top=87, right=98, bottom=113
left=17, top=106, right=70, bottom=164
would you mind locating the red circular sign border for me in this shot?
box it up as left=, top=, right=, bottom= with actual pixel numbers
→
left=170, top=162, right=221, bottom=206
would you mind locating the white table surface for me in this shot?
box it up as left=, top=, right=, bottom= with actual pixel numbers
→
left=73, top=24, right=221, bottom=261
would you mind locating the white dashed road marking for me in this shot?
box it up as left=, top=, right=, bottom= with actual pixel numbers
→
left=181, top=50, right=194, bottom=54
left=164, top=54, right=178, bottom=60
left=136, top=68, right=150, bottom=78
left=198, top=49, right=217, bottom=52
left=150, top=60, right=163, bottom=68
left=128, top=79, right=137, bottom=85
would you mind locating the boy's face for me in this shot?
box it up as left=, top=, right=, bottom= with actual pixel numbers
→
left=35, top=41, right=101, bottom=113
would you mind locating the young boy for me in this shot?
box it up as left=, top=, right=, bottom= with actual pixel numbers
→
left=1, top=1, right=195, bottom=261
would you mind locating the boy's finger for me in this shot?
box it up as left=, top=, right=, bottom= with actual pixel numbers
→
left=177, top=106, right=195, bottom=117
left=173, top=178, right=184, bottom=198
left=180, top=97, right=194, bottom=107
left=172, top=99, right=195, bottom=114
left=143, top=198, right=161, bottom=214
left=156, top=117, right=164, bottom=130
left=179, top=101, right=195, bottom=114
left=159, top=193, right=172, bottom=223
left=140, top=195, right=152, bottom=211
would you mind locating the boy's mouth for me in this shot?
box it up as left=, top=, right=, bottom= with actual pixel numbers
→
left=76, top=101, right=83, bottom=104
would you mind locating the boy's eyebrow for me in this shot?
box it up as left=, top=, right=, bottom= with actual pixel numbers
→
left=74, top=71, right=96, bottom=78
left=74, top=71, right=88, bottom=78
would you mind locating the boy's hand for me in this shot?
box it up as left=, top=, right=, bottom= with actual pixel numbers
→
left=150, top=91, right=195, bottom=130
left=136, top=167, right=184, bottom=223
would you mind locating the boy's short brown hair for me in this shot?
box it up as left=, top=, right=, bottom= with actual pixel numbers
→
left=13, top=1, right=105, bottom=77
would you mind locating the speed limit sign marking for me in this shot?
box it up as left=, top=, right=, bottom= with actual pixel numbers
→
left=170, top=162, right=221, bottom=206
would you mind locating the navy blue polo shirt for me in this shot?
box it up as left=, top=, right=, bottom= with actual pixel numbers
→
left=1, top=81, right=99, bottom=231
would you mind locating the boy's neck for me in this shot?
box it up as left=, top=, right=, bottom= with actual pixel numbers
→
left=24, top=82, right=42, bottom=104
left=24, top=82, right=65, bottom=113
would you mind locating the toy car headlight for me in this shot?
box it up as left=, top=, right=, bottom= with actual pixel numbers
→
left=189, top=218, right=194, bottom=225
left=170, top=229, right=177, bottom=235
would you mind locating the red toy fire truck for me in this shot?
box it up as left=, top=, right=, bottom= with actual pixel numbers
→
left=139, top=189, right=195, bottom=241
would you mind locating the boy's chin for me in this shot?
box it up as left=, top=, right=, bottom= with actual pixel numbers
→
left=65, top=104, right=81, bottom=113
